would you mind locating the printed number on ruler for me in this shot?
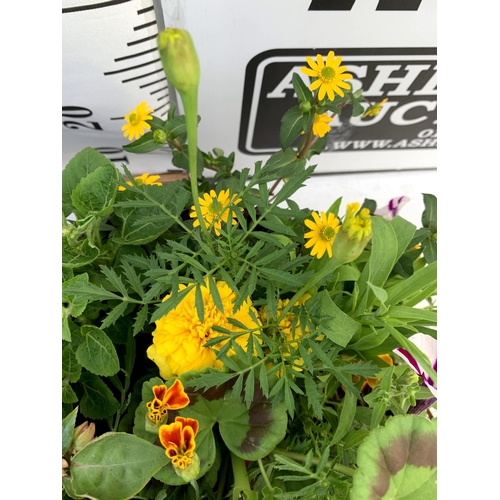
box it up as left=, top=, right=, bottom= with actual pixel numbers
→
left=62, top=106, right=102, bottom=131
left=95, top=147, right=129, bottom=165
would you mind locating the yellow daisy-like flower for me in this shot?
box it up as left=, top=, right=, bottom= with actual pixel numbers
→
left=312, top=113, right=333, bottom=138
left=304, top=211, right=341, bottom=259
left=147, top=279, right=261, bottom=379
left=189, top=189, right=242, bottom=236
left=118, top=173, right=162, bottom=191
left=362, top=98, right=388, bottom=118
left=122, top=102, right=154, bottom=141
left=301, top=51, right=353, bottom=101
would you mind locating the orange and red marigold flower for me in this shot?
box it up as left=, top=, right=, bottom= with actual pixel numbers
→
left=159, top=416, right=199, bottom=470
left=146, top=379, right=190, bottom=425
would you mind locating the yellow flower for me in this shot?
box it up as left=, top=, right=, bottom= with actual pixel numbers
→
left=122, top=102, right=154, bottom=141
left=362, top=98, right=388, bottom=118
left=189, top=189, right=242, bottom=236
left=342, top=203, right=372, bottom=242
left=300, top=51, right=352, bottom=101
left=304, top=211, right=341, bottom=259
left=312, top=113, right=332, bottom=138
left=147, top=279, right=261, bottom=379
left=118, top=173, right=162, bottom=191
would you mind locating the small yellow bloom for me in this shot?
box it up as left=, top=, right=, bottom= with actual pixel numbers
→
left=122, top=102, right=154, bottom=141
left=300, top=51, right=352, bottom=101
left=146, top=379, right=190, bottom=425
left=361, top=354, right=394, bottom=391
left=312, top=113, right=332, bottom=138
left=362, top=98, right=388, bottom=118
left=147, top=279, right=261, bottom=379
left=189, top=189, right=242, bottom=236
left=118, top=173, right=162, bottom=191
left=343, top=203, right=372, bottom=242
left=304, top=211, right=341, bottom=259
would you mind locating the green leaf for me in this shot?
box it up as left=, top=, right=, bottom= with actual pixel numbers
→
left=62, top=406, right=79, bottom=455
left=422, top=237, right=437, bottom=264
left=133, top=304, right=149, bottom=336
left=71, top=164, right=120, bottom=217
left=78, top=372, right=120, bottom=420
left=390, top=216, right=416, bottom=262
left=100, top=301, right=130, bottom=329
left=352, top=415, right=437, bottom=500
left=306, top=291, right=360, bottom=347
left=421, top=194, right=437, bottom=227
left=63, top=147, right=113, bottom=216
left=172, top=148, right=204, bottom=178
left=67, top=433, right=168, bottom=500
left=63, top=343, right=82, bottom=383
left=330, top=390, right=357, bottom=444
left=62, top=274, right=89, bottom=318
left=62, top=237, right=100, bottom=268
left=76, top=326, right=120, bottom=377
left=280, top=106, right=304, bottom=149
left=260, top=268, right=305, bottom=287
left=122, top=131, right=164, bottom=153
left=292, top=73, right=313, bottom=103
left=63, top=382, right=79, bottom=404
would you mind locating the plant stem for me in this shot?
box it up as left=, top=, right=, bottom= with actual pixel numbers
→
left=230, top=452, right=251, bottom=500
left=257, top=458, right=273, bottom=491
left=180, top=86, right=212, bottom=246
left=333, top=463, right=356, bottom=477
left=189, top=480, right=201, bottom=500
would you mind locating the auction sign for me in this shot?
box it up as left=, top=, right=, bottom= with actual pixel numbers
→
left=62, top=0, right=437, bottom=173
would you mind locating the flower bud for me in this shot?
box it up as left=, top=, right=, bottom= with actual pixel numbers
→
left=299, top=101, right=312, bottom=112
left=173, top=452, right=200, bottom=482
left=332, top=203, right=372, bottom=263
left=153, top=129, right=167, bottom=144
left=72, top=421, right=96, bottom=453
left=157, top=29, right=200, bottom=95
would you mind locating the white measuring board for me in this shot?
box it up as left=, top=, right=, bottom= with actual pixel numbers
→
left=63, top=0, right=437, bottom=175
left=62, top=0, right=176, bottom=174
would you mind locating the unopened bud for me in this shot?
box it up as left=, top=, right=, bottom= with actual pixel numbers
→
left=299, top=101, right=312, bottom=112
left=157, top=29, right=200, bottom=95
left=72, top=421, right=96, bottom=453
left=153, top=129, right=167, bottom=144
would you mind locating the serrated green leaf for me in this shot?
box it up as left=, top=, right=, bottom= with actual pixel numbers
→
left=304, top=373, right=323, bottom=418
left=100, top=301, right=130, bottom=329
left=78, top=372, right=120, bottom=420
left=76, top=326, right=120, bottom=377
left=62, top=237, right=100, bottom=269
left=133, top=304, right=149, bottom=336
left=120, top=261, right=145, bottom=298
left=63, top=343, right=82, bottom=383
left=63, top=382, right=79, bottom=404
left=330, top=390, right=357, bottom=445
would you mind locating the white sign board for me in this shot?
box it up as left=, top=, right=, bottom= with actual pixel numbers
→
left=62, top=0, right=437, bottom=174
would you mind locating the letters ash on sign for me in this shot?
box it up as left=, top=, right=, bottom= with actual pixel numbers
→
left=239, top=48, right=437, bottom=155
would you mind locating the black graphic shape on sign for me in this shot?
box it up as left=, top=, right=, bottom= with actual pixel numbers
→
left=239, top=48, right=437, bottom=155
left=308, top=0, right=355, bottom=10
left=376, top=0, right=422, bottom=10
left=308, top=0, right=422, bottom=10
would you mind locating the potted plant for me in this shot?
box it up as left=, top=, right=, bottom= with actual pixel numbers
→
left=62, top=28, right=437, bottom=500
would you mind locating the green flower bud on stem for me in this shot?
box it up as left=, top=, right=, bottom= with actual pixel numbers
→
left=174, top=452, right=200, bottom=482
left=157, top=29, right=200, bottom=95
left=153, top=129, right=167, bottom=144
left=299, top=101, right=312, bottom=112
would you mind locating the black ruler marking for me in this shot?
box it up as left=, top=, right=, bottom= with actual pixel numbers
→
left=104, top=58, right=161, bottom=75
left=122, top=68, right=164, bottom=83
left=137, top=5, right=154, bottom=15
left=134, top=20, right=157, bottom=31
left=150, top=86, right=168, bottom=95
left=140, top=77, right=166, bottom=88
left=127, top=33, right=158, bottom=47
left=115, top=47, right=157, bottom=62
left=62, top=0, right=131, bottom=13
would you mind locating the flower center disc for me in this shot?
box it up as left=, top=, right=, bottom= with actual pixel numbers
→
left=320, top=226, right=336, bottom=241
left=129, top=112, right=139, bottom=124
left=320, top=66, right=336, bottom=82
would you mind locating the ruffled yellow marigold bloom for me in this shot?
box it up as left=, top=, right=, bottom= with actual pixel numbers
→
left=118, top=173, right=162, bottom=191
left=147, top=279, right=261, bottom=379
left=189, top=189, right=242, bottom=236
left=362, top=98, right=388, bottom=118
left=301, top=51, right=352, bottom=101
left=304, top=211, right=341, bottom=259
left=312, top=113, right=333, bottom=138
left=159, top=416, right=200, bottom=480
left=146, top=379, right=190, bottom=425
left=122, top=102, right=154, bottom=141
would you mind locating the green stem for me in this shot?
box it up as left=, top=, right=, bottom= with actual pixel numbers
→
left=230, top=452, right=251, bottom=500
left=180, top=87, right=212, bottom=246
left=189, top=480, right=201, bottom=500
left=333, top=463, right=356, bottom=477
left=257, top=459, right=273, bottom=491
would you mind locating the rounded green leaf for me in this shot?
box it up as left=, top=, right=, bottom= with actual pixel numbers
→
left=76, top=326, right=120, bottom=377
left=67, top=432, right=168, bottom=500
left=78, top=372, right=120, bottom=420
left=352, top=415, right=437, bottom=500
